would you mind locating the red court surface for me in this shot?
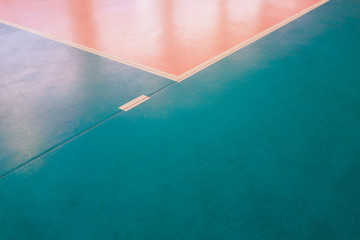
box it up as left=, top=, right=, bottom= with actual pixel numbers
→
left=0, top=0, right=327, bottom=80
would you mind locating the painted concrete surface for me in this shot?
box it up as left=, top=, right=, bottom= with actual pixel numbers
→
left=0, top=0, right=359, bottom=239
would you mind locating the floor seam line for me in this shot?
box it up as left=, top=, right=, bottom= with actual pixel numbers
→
left=0, top=111, right=121, bottom=180
left=0, top=28, right=20, bottom=37
left=0, top=81, right=177, bottom=180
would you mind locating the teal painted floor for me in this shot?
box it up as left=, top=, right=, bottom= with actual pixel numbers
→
left=0, top=0, right=360, bottom=239
left=0, top=27, right=173, bottom=176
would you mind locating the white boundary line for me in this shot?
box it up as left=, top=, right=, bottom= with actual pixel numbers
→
left=0, top=0, right=328, bottom=82
left=176, top=0, right=329, bottom=82
left=0, top=19, right=179, bottom=81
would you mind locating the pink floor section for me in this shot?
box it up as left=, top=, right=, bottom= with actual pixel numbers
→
left=0, top=0, right=325, bottom=76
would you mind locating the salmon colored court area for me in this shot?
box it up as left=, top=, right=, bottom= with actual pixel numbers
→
left=0, top=0, right=327, bottom=80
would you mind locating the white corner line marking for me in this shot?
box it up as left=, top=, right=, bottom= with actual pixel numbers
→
left=119, top=95, right=150, bottom=111
left=0, top=0, right=328, bottom=82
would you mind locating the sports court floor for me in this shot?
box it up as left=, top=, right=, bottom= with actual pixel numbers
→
left=0, top=0, right=360, bottom=239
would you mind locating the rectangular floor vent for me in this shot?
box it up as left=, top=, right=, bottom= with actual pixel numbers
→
left=119, top=95, right=150, bottom=111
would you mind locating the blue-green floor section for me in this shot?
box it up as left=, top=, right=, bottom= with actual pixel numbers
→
left=0, top=0, right=360, bottom=239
